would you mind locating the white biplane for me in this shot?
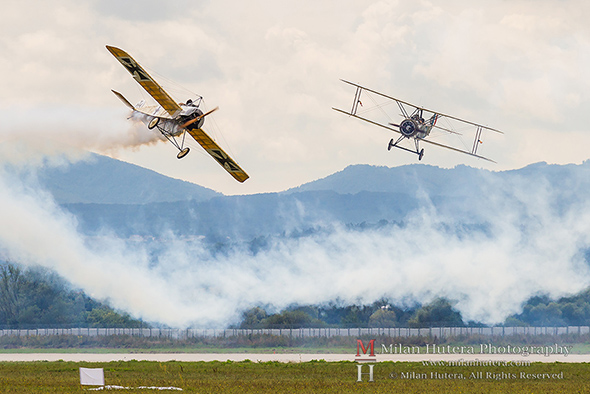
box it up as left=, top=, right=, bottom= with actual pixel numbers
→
left=106, top=45, right=249, bottom=183
left=333, top=79, right=503, bottom=162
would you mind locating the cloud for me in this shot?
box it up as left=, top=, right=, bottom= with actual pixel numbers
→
left=3, top=0, right=590, bottom=194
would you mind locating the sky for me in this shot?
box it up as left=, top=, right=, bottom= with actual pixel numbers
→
left=2, top=0, right=590, bottom=196
left=1, top=0, right=590, bottom=327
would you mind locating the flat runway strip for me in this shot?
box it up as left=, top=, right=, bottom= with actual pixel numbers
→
left=0, top=353, right=587, bottom=363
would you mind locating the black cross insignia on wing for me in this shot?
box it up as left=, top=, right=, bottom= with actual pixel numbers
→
left=120, top=57, right=151, bottom=82
left=209, top=149, right=240, bottom=172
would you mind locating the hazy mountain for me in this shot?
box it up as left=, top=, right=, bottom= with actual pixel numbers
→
left=285, top=163, right=484, bottom=196
left=284, top=161, right=590, bottom=197
left=37, top=154, right=221, bottom=204
left=36, top=154, right=590, bottom=242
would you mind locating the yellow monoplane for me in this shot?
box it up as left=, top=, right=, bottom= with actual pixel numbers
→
left=106, top=45, right=249, bottom=183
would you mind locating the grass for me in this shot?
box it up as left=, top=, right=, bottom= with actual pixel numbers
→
left=0, top=360, right=589, bottom=393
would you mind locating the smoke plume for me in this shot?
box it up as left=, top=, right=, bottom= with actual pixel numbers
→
left=0, top=153, right=589, bottom=327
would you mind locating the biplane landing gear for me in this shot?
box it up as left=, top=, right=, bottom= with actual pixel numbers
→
left=148, top=117, right=160, bottom=129
left=387, top=135, right=425, bottom=161
left=177, top=147, right=190, bottom=159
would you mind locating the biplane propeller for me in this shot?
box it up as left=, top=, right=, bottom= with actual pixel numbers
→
left=106, top=45, right=249, bottom=183
left=333, top=79, right=503, bottom=162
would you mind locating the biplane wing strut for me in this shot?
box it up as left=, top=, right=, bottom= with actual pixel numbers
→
left=333, top=79, right=502, bottom=163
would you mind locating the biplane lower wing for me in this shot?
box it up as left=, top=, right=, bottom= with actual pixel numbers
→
left=187, top=128, right=249, bottom=183
left=332, top=108, right=496, bottom=163
left=419, top=135, right=496, bottom=163
left=106, top=45, right=182, bottom=118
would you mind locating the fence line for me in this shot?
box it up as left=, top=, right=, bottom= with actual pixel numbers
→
left=0, top=326, right=588, bottom=339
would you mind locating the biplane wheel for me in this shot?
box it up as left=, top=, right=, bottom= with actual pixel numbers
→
left=418, top=149, right=424, bottom=161
left=177, top=147, right=190, bottom=159
left=388, top=139, right=394, bottom=151
left=148, top=117, right=160, bottom=129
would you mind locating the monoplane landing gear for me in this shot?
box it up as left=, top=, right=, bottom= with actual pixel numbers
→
left=418, top=148, right=424, bottom=160
left=177, top=147, right=190, bottom=159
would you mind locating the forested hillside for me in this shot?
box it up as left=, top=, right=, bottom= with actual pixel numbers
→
left=0, top=262, right=144, bottom=328
left=2, top=259, right=589, bottom=329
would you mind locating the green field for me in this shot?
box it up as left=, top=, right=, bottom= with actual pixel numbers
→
left=0, top=360, right=589, bottom=393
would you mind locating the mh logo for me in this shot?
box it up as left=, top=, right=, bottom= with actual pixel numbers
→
left=355, top=339, right=376, bottom=382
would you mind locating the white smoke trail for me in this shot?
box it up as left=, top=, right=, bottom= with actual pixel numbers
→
left=152, top=178, right=590, bottom=326
left=0, top=168, right=211, bottom=327
left=0, top=106, right=164, bottom=165
left=1, top=158, right=589, bottom=327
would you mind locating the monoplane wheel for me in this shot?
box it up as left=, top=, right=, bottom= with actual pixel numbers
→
left=148, top=117, right=160, bottom=129
left=177, top=147, right=190, bottom=159
left=418, top=149, right=424, bottom=160
left=388, top=139, right=394, bottom=151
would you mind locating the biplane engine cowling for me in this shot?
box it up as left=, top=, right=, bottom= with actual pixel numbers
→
left=399, top=119, right=418, bottom=137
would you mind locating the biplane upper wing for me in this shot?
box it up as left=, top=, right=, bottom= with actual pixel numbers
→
left=106, top=45, right=182, bottom=118
left=337, top=79, right=503, bottom=134
left=187, top=128, right=249, bottom=183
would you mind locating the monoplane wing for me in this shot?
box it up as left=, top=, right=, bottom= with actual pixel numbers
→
left=106, top=45, right=182, bottom=117
left=187, top=128, right=249, bottom=183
